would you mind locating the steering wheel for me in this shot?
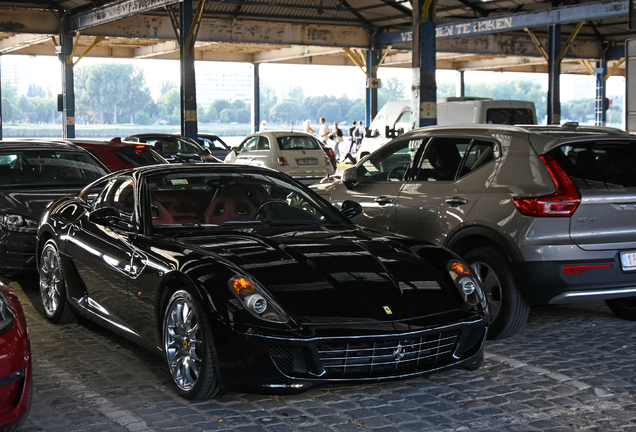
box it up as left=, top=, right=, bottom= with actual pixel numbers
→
left=251, top=199, right=288, bottom=220
left=387, top=166, right=406, bottom=181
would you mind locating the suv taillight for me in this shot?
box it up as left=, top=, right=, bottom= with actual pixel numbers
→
left=512, top=154, right=580, bottom=217
left=278, top=157, right=288, bottom=166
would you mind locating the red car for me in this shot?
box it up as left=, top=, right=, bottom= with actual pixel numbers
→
left=64, top=137, right=167, bottom=172
left=0, top=283, right=31, bottom=432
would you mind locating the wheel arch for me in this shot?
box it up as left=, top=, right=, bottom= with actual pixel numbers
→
left=446, top=225, right=523, bottom=265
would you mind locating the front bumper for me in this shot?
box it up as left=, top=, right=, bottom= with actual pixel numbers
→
left=0, top=231, right=37, bottom=275
left=215, top=316, right=488, bottom=394
left=0, top=289, right=32, bottom=431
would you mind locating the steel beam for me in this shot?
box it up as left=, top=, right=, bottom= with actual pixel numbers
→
left=595, top=45, right=610, bottom=125
left=133, top=40, right=178, bottom=58
left=377, top=0, right=629, bottom=45
left=68, top=0, right=182, bottom=32
left=627, top=39, right=636, bottom=131
left=0, top=33, right=51, bottom=54
left=253, top=46, right=345, bottom=63
left=365, top=50, right=379, bottom=127
left=59, top=27, right=75, bottom=138
left=253, top=63, right=260, bottom=134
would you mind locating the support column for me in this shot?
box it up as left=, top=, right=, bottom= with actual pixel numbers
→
left=365, top=50, right=378, bottom=127
left=253, top=63, right=260, bottom=133
left=547, top=24, right=561, bottom=125
left=180, top=0, right=198, bottom=139
left=595, top=45, right=609, bottom=126
left=58, top=25, right=75, bottom=138
left=411, top=0, right=437, bottom=129
left=456, top=70, right=465, bottom=98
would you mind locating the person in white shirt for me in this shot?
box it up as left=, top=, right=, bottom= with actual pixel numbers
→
left=259, top=120, right=268, bottom=132
left=318, top=117, right=330, bottom=143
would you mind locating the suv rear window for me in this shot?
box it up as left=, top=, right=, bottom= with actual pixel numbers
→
left=551, top=141, right=636, bottom=189
left=487, top=108, right=534, bottom=125
left=114, top=147, right=165, bottom=166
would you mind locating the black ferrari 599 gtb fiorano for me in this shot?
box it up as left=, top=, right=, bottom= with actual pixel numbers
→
left=36, top=163, right=489, bottom=399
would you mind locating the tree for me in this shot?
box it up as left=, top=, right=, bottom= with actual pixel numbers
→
left=157, top=88, right=180, bottom=119
left=205, top=104, right=218, bottom=122
left=317, top=101, right=342, bottom=122
left=270, top=101, right=307, bottom=124
left=160, top=81, right=176, bottom=96
left=27, top=84, right=47, bottom=98
left=379, top=77, right=406, bottom=102
left=346, top=100, right=365, bottom=123
left=231, top=99, right=246, bottom=110
left=75, top=63, right=133, bottom=124
left=212, top=99, right=232, bottom=114
left=237, top=108, right=251, bottom=124
left=219, top=108, right=237, bottom=123
left=260, top=86, right=278, bottom=121
left=286, top=86, right=305, bottom=103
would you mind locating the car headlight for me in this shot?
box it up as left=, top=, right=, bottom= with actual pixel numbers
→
left=447, top=260, right=486, bottom=308
left=0, top=290, right=15, bottom=336
left=0, top=214, right=39, bottom=233
left=228, top=276, right=290, bottom=323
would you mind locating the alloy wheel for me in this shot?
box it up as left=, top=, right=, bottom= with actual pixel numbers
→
left=164, top=298, right=203, bottom=391
left=39, top=244, right=63, bottom=317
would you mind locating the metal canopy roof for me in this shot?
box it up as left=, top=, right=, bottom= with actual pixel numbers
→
left=0, top=0, right=631, bottom=75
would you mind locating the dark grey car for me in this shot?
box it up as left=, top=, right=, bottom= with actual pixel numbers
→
left=312, top=123, right=636, bottom=339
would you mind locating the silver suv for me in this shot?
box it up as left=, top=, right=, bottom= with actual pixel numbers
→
left=312, top=123, right=636, bottom=339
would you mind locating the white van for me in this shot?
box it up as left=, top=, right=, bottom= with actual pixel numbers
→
left=357, top=97, right=537, bottom=160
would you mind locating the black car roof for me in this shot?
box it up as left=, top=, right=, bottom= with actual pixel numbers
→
left=0, top=140, right=89, bottom=151
left=123, top=162, right=281, bottom=178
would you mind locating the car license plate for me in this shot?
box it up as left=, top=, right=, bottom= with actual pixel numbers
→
left=620, top=251, right=636, bottom=271
left=296, top=157, right=318, bottom=165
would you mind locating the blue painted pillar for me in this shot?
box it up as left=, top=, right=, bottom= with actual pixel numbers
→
left=411, top=0, right=437, bottom=129
left=253, top=63, right=260, bottom=134
left=365, top=50, right=379, bottom=127
left=547, top=25, right=561, bottom=125
left=180, top=0, right=198, bottom=139
left=58, top=24, right=75, bottom=138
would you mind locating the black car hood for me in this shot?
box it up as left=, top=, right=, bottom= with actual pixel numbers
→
left=0, top=187, right=81, bottom=220
left=181, top=228, right=463, bottom=324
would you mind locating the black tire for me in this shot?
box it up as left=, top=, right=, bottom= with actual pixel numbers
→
left=605, top=297, right=636, bottom=320
left=38, top=240, right=76, bottom=324
left=464, top=246, right=529, bottom=340
left=163, top=290, right=224, bottom=399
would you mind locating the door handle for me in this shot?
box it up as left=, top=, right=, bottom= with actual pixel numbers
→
left=375, top=196, right=394, bottom=205
left=445, top=197, right=468, bottom=206
left=71, top=220, right=82, bottom=231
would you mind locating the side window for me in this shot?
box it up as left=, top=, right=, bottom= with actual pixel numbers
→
left=358, top=138, right=426, bottom=183
left=93, top=177, right=135, bottom=222
left=394, top=111, right=411, bottom=135
left=416, top=137, right=471, bottom=181
left=259, top=136, right=271, bottom=150
left=242, top=137, right=260, bottom=152
left=459, top=140, right=498, bottom=177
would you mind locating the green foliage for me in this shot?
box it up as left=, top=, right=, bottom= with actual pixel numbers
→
left=346, top=100, right=365, bottom=123
left=286, top=86, right=305, bottom=103
left=237, top=108, right=251, bottom=124
left=231, top=99, right=246, bottom=110
left=212, top=99, right=232, bottom=114
left=157, top=88, right=180, bottom=118
left=27, top=83, right=49, bottom=98
left=160, top=81, right=177, bottom=96
left=219, top=108, right=237, bottom=123
left=134, top=111, right=153, bottom=126
left=205, top=104, right=218, bottom=122
left=379, top=77, right=406, bottom=101
left=1, top=97, right=15, bottom=122
left=269, top=101, right=307, bottom=124
left=317, top=101, right=342, bottom=122
left=562, top=98, right=595, bottom=123
left=259, top=86, right=278, bottom=121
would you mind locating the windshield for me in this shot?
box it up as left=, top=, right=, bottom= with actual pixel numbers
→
left=0, top=150, right=108, bottom=187
left=147, top=171, right=345, bottom=230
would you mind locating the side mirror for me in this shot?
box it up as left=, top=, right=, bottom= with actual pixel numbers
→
left=340, top=200, right=362, bottom=219
left=89, top=207, right=134, bottom=231
left=341, top=166, right=358, bottom=187
left=364, top=127, right=371, bottom=138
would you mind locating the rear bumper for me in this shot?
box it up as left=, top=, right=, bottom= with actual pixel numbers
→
left=517, top=251, right=636, bottom=305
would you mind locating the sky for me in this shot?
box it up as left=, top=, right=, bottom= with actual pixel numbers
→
left=1, top=53, right=626, bottom=105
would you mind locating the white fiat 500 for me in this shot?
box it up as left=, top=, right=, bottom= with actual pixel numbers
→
left=225, top=131, right=334, bottom=184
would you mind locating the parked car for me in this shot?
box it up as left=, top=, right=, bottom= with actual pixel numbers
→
left=225, top=131, right=334, bottom=184
left=60, top=137, right=167, bottom=171
left=0, top=283, right=32, bottom=432
left=312, top=123, right=636, bottom=340
left=191, top=133, right=232, bottom=160
left=0, top=140, right=110, bottom=276
left=124, top=134, right=220, bottom=163
left=36, top=163, right=488, bottom=399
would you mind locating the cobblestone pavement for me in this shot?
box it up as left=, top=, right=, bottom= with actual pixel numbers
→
left=6, top=275, right=636, bottom=432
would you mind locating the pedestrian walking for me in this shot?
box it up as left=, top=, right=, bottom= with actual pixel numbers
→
left=259, top=120, right=268, bottom=131
left=304, top=119, right=316, bottom=135
left=318, top=117, right=330, bottom=143
left=330, top=122, right=344, bottom=160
